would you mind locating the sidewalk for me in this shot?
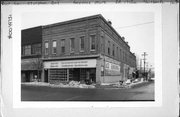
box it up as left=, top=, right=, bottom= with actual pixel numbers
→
left=21, top=79, right=152, bottom=89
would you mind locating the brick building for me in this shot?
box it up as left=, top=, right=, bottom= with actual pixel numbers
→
left=41, top=14, right=136, bottom=84
left=21, top=26, right=43, bottom=82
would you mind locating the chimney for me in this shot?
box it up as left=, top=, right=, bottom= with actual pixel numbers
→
left=122, top=37, right=125, bottom=41
left=107, top=20, right=112, bottom=25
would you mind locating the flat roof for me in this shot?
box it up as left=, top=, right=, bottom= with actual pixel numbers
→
left=42, top=14, right=130, bottom=49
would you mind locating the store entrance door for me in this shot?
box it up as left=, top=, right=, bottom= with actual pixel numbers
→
left=44, top=69, right=48, bottom=82
left=69, top=68, right=80, bottom=81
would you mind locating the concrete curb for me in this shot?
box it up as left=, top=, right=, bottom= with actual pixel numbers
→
left=129, top=81, right=154, bottom=88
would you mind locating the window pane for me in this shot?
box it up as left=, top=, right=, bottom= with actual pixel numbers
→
left=80, top=36, right=84, bottom=51
left=24, top=45, right=31, bottom=55
left=61, top=39, right=65, bottom=46
left=45, top=42, right=48, bottom=48
left=113, top=44, right=115, bottom=56
left=52, top=41, right=57, bottom=54
left=61, top=39, right=65, bottom=53
left=70, top=38, right=75, bottom=52
left=108, top=41, right=110, bottom=55
left=53, top=41, right=57, bottom=47
left=90, top=35, right=95, bottom=50
left=45, top=42, right=48, bottom=55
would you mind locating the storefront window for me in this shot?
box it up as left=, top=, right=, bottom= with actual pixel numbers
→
left=49, top=69, right=67, bottom=81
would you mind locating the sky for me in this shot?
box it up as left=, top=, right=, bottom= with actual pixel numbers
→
left=22, top=6, right=154, bottom=68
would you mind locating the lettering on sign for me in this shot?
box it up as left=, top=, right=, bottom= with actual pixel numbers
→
left=50, top=62, right=58, bottom=68
left=44, top=59, right=96, bottom=68
left=105, top=62, right=120, bottom=71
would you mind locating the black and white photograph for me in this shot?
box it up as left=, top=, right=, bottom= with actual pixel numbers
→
left=21, top=9, right=155, bottom=101
left=1, top=2, right=179, bottom=117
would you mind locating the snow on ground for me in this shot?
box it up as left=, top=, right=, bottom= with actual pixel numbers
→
left=22, top=81, right=95, bottom=88
left=21, top=79, right=148, bottom=89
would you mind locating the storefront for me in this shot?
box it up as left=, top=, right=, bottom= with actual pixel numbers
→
left=21, top=59, right=42, bottom=82
left=43, top=59, right=97, bottom=84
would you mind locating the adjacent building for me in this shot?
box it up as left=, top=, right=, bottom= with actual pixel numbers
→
left=21, top=14, right=136, bottom=84
left=21, top=26, right=43, bottom=82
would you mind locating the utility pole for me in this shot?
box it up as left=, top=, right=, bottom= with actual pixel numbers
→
left=142, top=52, right=148, bottom=81
left=140, top=59, right=142, bottom=75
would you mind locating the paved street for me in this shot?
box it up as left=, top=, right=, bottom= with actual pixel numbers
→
left=21, top=81, right=154, bottom=101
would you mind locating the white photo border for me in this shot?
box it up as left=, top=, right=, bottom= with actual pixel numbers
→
left=11, top=4, right=162, bottom=108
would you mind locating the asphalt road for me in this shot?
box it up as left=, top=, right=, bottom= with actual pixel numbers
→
left=21, top=81, right=154, bottom=101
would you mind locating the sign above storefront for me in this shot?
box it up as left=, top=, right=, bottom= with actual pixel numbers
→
left=44, top=59, right=97, bottom=68
left=105, top=62, right=120, bottom=71
left=105, top=62, right=120, bottom=76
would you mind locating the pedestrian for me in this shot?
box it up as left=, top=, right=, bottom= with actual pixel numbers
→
left=136, top=70, right=139, bottom=79
left=34, top=75, right=37, bottom=82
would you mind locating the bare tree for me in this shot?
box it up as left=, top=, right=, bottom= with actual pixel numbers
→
left=32, top=57, right=43, bottom=82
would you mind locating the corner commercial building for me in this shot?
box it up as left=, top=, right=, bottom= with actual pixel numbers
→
left=41, top=14, right=136, bottom=84
left=21, top=14, right=136, bottom=84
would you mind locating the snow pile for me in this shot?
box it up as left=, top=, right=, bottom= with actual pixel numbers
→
left=101, top=83, right=111, bottom=86
left=125, top=79, right=131, bottom=84
left=79, top=84, right=95, bottom=88
left=112, top=82, right=127, bottom=88
left=22, top=82, right=50, bottom=86
left=69, top=81, right=80, bottom=87
left=27, top=81, right=96, bottom=88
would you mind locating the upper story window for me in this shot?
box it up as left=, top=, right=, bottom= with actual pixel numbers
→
left=123, top=51, right=125, bottom=61
left=70, top=38, right=75, bottom=53
left=45, top=42, right=49, bottom=55
left=32, top=43, right=41, bottom=55
left=90, top=35, right=96, bottom=51
left=112, top=44, right=115, bottom=57
left=22, top=46, right=25, bottom=55
left=101, top=36, right=104, bottom=53
left=120, top=49, right=122, bottom=60
left=80, top=36, right=85, bottom=51
left=61, top=39, right=65, bottom=54
left=108, top=41, right=110, bottom=55
left=116, top=46, right=119, bottom=59
left=24, top=45, right=31, bottom=55
left=52, top=40, right=57, bottom=54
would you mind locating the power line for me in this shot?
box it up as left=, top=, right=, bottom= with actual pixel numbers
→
left=142, top=52, right=148, bottom=81
left=116, top=21, right=154, bottom=29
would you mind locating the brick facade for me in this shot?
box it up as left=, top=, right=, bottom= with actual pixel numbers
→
left=22, top=14, right=136, bottom=84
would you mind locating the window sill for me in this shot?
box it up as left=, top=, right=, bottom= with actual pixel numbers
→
left=90, top=49, right=96, bottom=52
